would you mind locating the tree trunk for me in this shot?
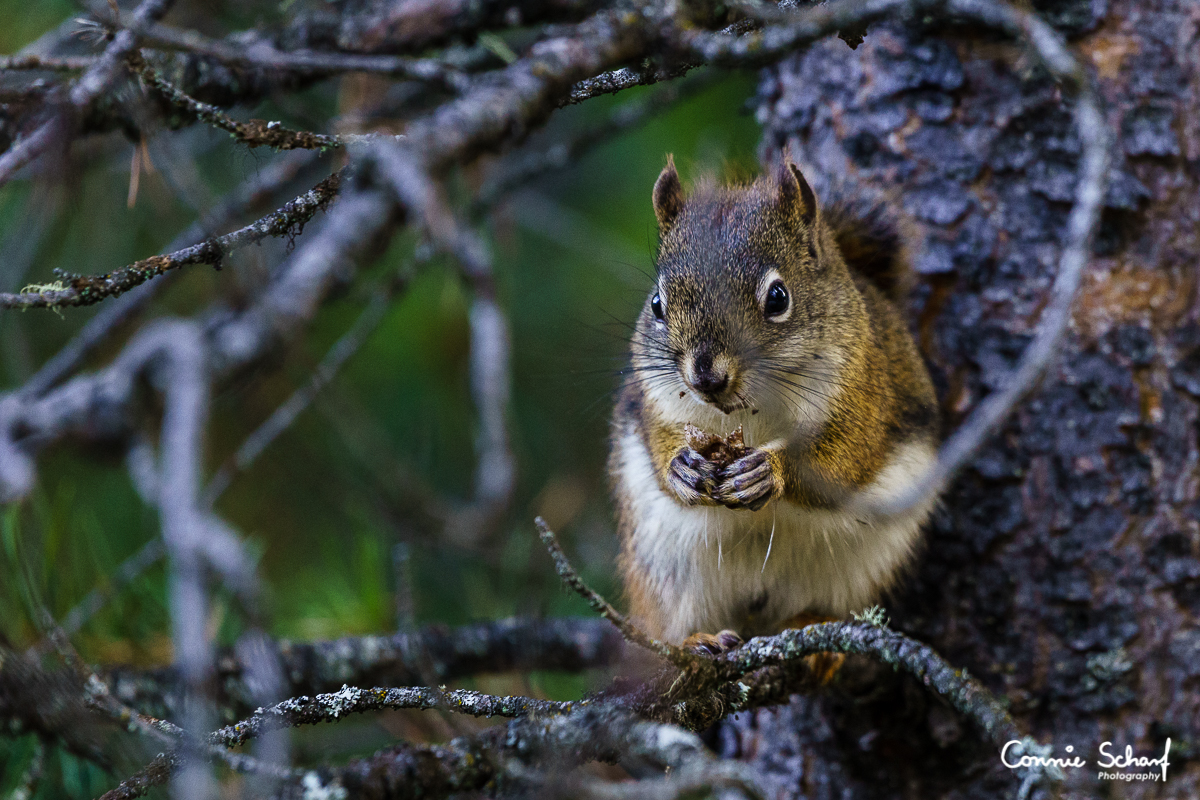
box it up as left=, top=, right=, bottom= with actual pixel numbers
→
left=728, top=0, right=1200, bottom=796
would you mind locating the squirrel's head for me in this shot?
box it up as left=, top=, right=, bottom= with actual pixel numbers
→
left=633, top=156, right=862, bottom=418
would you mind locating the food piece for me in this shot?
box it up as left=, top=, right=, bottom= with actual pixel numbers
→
left=683, top=423, right=748, bottom=468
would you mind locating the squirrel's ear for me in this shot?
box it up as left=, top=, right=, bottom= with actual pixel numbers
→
left=777, top=160, right=818, bottom=227
left=653, top=155, right=684, bottom=235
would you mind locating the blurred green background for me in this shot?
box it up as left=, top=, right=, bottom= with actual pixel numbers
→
left=0, top=1, right=762, bottom=793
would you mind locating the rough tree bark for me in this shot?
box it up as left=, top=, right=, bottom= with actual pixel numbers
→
left=727, top=0, right=1200, bottom=797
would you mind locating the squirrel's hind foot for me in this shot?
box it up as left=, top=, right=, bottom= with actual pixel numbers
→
left=682, top=629, right=743, bottom=656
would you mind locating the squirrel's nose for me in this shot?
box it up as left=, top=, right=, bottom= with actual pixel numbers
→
left=690, top=352, right=729, bottom=395
left=693, top=370, right=729, bottom=394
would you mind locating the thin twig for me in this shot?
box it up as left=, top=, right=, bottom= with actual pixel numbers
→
left=202, top=284, right=397, bottom=505
left=18, top=150, right=320, bottom=396
left=129, top=52, right=342, bottom=150
left=562, top=17, right=755, bottom=106
left=477, top=73, right=715, bottom=212
left=534, top=517, right=699, bottom=669
left=36, top=539, right=166, bottom=649
left=564, top=61, right=696, bottom=106
left=0, top=171, right=344, bottom=309
left=0, top=54, right=93, bottom=71
left=132, top=20, right=470, bottom=91
left=855, top=0, right=1109, bottom=516
left=151, top=322, right=220, bottom=800
left=212, top=685, right=581, bottom=749
left=101, top=616, right=623, bottom=718
left=0, top=120, right=62, bottom=189
left=0, top=0, right=174, bottom=189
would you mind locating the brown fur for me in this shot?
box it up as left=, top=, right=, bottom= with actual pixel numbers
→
left=610, top=157, right=939, bottom=644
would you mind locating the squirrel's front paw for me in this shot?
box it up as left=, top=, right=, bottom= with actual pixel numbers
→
left=667, top=447, right=719, bottom=505
left=715, top=449, right=779, bottom=511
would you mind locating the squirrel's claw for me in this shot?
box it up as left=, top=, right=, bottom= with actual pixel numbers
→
left=682, top=629, right=744, bottom=656
left=715, top=449, right=778, bottom=510
left=667, top=447, right=719, bottom=505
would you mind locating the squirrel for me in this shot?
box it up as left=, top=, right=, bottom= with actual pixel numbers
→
left=609, top=156, right=940, bottom=653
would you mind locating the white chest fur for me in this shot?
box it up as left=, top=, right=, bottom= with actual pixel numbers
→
left=615, top=426, right=936, bottom=644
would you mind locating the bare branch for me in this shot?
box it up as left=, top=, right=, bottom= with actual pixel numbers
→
left=477, top=74, right=714, bottom=210
left=0, top=171, right=344, bottom=310
left=96, top=758, right=173, bottom=800
left=213, top=685, right=580, bottom=749
left=857, top=0, right=1109, bottom=516
left=128, top=53, right=343, bottom=150
left=467, top=295, right=516, bottom=508
left=132, top=22, right=470, bottom=91
left=0, top=644, right=124, bottom=770
left=0, top=120, right=63, bottom=190
left=148, top=322, right=219, bottom=800
left=395, top=7, right=656, bottom=174
left=18, top=150, right=321, bottom=397
left=0, top=0, right=174, bottom=188
left=369, top=141, right=515, bottom=535
left=561, top=18, right=754, bottom=106
left=0, top=55, right=93, bottom=72
left=564, top=61, right=695, bottom=106
left=101, top=616, right=623, bottom=719
left=329, top=0, right=606, bottom=55
left=99, top=685, right=576, bottom=800
left=298, top=701, right=765, bottom=800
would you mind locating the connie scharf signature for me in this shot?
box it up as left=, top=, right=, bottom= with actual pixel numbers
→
left=1001, top=739, right=1172, bottom=782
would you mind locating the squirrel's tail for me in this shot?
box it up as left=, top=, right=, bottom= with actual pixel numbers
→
left=822, top=195, right=912, bottom=302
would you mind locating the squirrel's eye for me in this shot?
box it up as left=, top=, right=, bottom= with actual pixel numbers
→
left=764, top=281, right=790, bottom=319
left=651, top=292, right=665, bottom=321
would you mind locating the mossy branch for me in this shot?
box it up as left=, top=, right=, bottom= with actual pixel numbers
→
left=719, top=623, right=1020, bottom=747
left=0, top=172, right=344, bottom=310
left=128, top=52, right=343, bottom=151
